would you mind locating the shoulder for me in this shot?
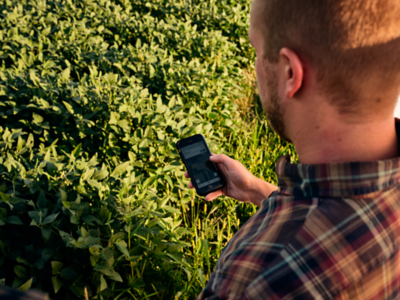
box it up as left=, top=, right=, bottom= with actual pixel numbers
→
left=243, top=196, right=400, bottom=300
left=201, top=195, right=322, bottom=299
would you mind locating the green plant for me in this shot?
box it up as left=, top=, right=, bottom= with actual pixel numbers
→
left=0, top=0, right=296, bottom=299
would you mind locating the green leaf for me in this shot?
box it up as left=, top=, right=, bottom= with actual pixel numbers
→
left=84, top=236, right=100, bottom=247
left=83, top=215, right=103, bottom=225
left=109, top=112, right=119, bottom=125
left=51, top=261, right=64, bottom=275
left=100, top=275, right=107, bottom=291
left=42, top=248, right=55, bottom=262
left=117, top=120, right=130, bottom=130
left=0, top=208, right=7, bottom=219
left=11, top=131, right=26, bottom=140
left=198, top=268, right=205, bottom=288
left=0, top=192, right=10, bottom=203
left=38, top=192, right=47, bottom=209
left=108, top=272, right=123, bottom=282
left=142, top=176, right=157, bottom=189
left=163, top=161, right=181, bottom=172
left=0, top=241, right=6, bottom=255
left=51, top=276, right=63, bottom=293
left=89, top=246, right=101, bottom=257
left=14, top=266, right=27, bottom=278
left=59, top=267, right=78, bottom=281
left=32, top=113, right=43, bottom=124
left=82, top=168, right=95, bottom=181
left=139, top=138, right=150, bottom=148
left=99, top=248, right=114, bottom=264
left=42, top=213, right=59, bottom=225
left=94, top=264, right=115, bottom=276
left=164, top=175, right=173, bottom=187
left=165, top=253, right=191, bottom=269
left=133, top=161, right=143, bottom=168
left=149, top=64, right=155, bottom=78
left=129, top=278, right=145, bottom=289
left=127, top=255, right=142, bottom=263
left=93, top=169, right=109, bottom=181
left=62, top=201, right=71, bottom=209
left=71, top=143, right=82, bottom=158
left=29, top=70, right=40, bottom=86
left=156, top=97, right=167, bottom=113
left=18, top=278, right=33, bottom=291
left=60, top=68, right=70, bottom=81
left=208, top=112, right=218, bottom=119
left=0, top=182, right=6, bottom=192
left=59, top=231, right=72, bottom=245
left=70, top=240, right=85, bottom=248
left=115, top=240, right=129, bottom=257
left=59, top=189, right=68, bottom=202
left=99, top=207, right=110, bottom=221
left=163, top=206, right=181, bottom=214
left=5, top=215, right=23, bottom=225
left=87, top=179, right=101, bottom=190
left=112, top=161, right=130, bottom=177
left=42, top=26, right=51, bottom=36
left=168, top=96, right=176, bottom=108
left=202, top=239, right=210, bottom=271
left=41, top=226, right=52, bottom=240
left=63, top=101, right=74, bottom=114
left=109, top=232, right=127, bottom=243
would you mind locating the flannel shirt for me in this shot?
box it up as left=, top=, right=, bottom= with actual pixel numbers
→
left=199, top=120, right=400, bottom=299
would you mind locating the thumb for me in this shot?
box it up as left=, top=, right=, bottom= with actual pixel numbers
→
left=205, top=189, right=223, bottom=201
left=210, top=154, right=225, bottom=164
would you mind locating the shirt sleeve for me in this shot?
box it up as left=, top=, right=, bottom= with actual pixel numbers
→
left=197, top=219, right=307, bottom=299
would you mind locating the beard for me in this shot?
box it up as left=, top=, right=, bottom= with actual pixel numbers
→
left=260, top=69, right=292, bottom=143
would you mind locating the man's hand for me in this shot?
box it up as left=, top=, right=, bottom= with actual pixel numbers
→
left=184, top=154, right=278, bottom=206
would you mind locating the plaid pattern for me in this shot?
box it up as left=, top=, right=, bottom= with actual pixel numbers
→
left=199, top=122, right=400, bottom=299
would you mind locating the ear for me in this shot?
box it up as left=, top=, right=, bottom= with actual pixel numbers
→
left=279, top=48, right=304, bottom=98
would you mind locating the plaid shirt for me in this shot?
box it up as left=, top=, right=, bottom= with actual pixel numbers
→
left=199, top=121, right=400, bottom=300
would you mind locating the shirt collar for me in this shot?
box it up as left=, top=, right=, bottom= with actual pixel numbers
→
left=276, top=119, right=400, bottom=198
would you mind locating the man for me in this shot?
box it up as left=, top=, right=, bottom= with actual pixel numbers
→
left=186, top=0, right=400, bottom=299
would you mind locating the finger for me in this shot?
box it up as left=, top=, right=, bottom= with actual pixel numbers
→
left=209, top=154, right=223, bottom=163
left=184, top=171, right=190, bottom=178
left=188, top=181, right=194, bottom=189
left=205, top=189, right=224, bottom=201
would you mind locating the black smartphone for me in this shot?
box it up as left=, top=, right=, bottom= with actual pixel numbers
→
left=176, top=134, right=225, bottom=196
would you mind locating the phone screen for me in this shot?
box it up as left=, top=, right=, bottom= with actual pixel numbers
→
left=180, top=141, right=223, bottom=193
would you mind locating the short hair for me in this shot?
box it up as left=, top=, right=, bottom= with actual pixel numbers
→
left=255, top=0, right=400, bottom=114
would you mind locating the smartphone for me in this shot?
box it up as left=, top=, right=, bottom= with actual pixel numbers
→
left=176, top=134, right=225, bottom=196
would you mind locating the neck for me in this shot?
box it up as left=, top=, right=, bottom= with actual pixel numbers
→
left=292, top=116, right=398, bottom=165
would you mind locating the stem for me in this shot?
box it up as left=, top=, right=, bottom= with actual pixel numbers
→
left=128, top=220, right=134, bottom=278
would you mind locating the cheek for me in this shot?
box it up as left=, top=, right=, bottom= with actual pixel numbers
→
left=255, top=57, right=267, bottom=96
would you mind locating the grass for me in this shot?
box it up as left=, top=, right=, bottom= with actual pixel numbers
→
left=173, top=67, right=298, bottom=298
left=0, top=0, right=298, bottom=297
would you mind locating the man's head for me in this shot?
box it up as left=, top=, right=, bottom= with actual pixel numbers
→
left=250, top=0, right=400, bottom=142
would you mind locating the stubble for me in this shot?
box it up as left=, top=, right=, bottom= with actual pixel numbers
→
left=261, top=69, right=291, bottom=143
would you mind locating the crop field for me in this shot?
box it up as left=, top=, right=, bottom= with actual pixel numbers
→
left=0, top=0, right=296, bottom=299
